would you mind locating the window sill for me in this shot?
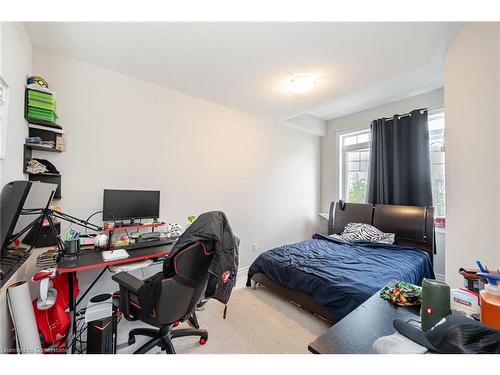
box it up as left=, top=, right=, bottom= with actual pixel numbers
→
left=435, top=226, right=446, bottom=234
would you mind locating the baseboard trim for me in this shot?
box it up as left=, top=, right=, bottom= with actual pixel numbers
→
left=236, top=266, right=249, bottom=289
left=435, top=273, right=445, bottom=282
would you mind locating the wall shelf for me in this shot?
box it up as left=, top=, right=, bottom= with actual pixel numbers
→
left=24, top=88, right=62, bottom=129
left=27, top=172, right=61, bottom=177
left=102, top=223, right=166, bottom=232
left=28, top=123, right=65, bottom=134
left=23, top=86, right=65, bottom=199
left=26, top=173, right=62, bottom=199
left=23, top=145, right=63, bottom=177
left=25, top=143, right=62, bottom=152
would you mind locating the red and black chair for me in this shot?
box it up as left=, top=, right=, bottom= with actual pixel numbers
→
left=112, top=241, right=215, bottom=354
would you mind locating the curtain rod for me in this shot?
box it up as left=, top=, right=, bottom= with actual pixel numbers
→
left=382, top=105, right=444, bottom=120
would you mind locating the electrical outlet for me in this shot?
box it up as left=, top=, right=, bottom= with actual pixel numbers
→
left=252, top=243, right=258, bottom=253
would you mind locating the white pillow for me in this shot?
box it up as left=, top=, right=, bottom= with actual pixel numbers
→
left=340, top=223, right=395, bottom=244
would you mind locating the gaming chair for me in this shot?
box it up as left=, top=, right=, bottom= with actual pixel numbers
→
left=112, top=241, right=215, bottom=354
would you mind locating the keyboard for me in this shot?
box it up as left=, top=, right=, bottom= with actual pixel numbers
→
left=102, top=249, right=129, bottom=262
left=121, top=237, right=174, bottom=251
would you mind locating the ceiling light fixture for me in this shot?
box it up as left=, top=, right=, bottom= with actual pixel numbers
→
left=288, top=73, right=318, bottom=94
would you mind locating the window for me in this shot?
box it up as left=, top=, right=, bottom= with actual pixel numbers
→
left=0, top=76, right=9, bottom=159
left=339, top=110, right=446, bottom=225
left=339, top=129, right=371, bottom=204
left=429, top=111, right=445, bottom=223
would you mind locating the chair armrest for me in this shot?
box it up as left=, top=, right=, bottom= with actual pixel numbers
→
left=112, top=272, right=144, bottom=320
left=112, top=272, right=144, bottom=294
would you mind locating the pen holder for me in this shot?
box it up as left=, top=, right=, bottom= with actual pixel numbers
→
left=64, top=239, right=80, bottom=255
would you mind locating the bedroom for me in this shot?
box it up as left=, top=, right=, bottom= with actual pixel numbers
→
left=1, top=1, right=499, bottom=372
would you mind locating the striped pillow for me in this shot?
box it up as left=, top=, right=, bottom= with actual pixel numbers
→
left=340, top=223, right=395, bottom=244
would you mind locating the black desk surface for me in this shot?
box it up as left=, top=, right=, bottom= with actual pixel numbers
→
left=57, top=244, right=174, bottom=273
left=308, top=281, right=420, bottom=354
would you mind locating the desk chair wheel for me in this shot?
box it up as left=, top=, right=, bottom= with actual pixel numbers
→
left=199, top=332, right=208, bottom=345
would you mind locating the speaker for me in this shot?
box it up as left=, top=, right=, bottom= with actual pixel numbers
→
left=421, top=278, right=451, bottom=331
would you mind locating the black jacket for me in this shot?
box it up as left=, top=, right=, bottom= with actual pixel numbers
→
left=137, top=211, right=239, bottom=319
left=165, top=211, right=239, bottom=304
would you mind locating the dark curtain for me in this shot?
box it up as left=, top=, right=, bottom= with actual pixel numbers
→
left=367, top=109, right=433, bottom=207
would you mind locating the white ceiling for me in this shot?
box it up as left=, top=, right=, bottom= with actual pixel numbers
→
left=25, top=22, right=462, bottom=127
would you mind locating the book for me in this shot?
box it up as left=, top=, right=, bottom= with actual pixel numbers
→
left=55, top=136, right=66, bottom=151
left=27, top=89, right=55, bottom=102
left=28, top=99, right=56, bottom=111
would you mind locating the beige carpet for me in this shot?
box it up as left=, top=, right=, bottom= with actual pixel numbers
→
left=116, top=286, right=331, bottom=354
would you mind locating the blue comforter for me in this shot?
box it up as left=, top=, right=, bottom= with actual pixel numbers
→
left=248, top=234, right=434, bottom=320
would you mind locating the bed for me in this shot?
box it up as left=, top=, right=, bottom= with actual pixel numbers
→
left=246, top=201, right=435, bottom=323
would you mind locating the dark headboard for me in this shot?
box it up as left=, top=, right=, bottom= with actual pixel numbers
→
left=328, top=201, right=434, bottom=262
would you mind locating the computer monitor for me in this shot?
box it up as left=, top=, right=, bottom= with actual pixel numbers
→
left=1, top=181, right=32, bottom=249
left=102, top=189, right=160, bottom=224
left=2, top=181, right=56, bottom=286
left=14, top=182, right=58, bottom=236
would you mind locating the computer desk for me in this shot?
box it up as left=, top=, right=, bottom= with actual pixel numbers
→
left=57, top=243, right=175, bottom=353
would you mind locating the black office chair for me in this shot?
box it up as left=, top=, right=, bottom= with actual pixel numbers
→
left=112, top=241, right=215, bottom=354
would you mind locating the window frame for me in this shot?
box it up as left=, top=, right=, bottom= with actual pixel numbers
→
left=338, top=128, right=371, bottom=202
left=336, top=108, right=445, bottom=222
left=0, top=76, right=9, bottom=160
left=428, top=108, right=446, bottom=222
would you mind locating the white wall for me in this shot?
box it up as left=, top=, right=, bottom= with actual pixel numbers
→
left=0, top=23, right=32, bottom=185
left=32, top=47, right=320, bottom=270
left=0, top=23, right=2, bottom=71
left=444, top=23, right=500, bottom=288
left=320, top=88, right=444, bottom=213
left=0, top=22, right=32, bottom=351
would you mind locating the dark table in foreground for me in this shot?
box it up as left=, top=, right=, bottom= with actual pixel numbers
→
left=308, top=281, right=420, bottom=354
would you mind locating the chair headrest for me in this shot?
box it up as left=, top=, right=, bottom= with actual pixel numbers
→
left=173, top=241, right=215, bottom=281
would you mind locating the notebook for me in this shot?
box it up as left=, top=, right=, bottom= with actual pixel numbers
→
left=101, top=249, right=129, bottom=262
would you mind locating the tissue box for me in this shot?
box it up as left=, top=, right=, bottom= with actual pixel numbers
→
left=451, top=288, right=480, bottom=316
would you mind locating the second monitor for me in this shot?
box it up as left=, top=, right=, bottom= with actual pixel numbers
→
left=103, top=189, right=160, bottom=225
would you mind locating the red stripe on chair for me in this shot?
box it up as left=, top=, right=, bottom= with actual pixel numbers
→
left=130, top=300, right=141, bottom=309
left=201, top=242, right=215, bottom=256
left=173, top=241, right=213, bottom=275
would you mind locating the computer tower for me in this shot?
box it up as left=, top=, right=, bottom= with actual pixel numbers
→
left=85, top=293, right=116, bottom=354
left=87, top=316, right=114, bottom=354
